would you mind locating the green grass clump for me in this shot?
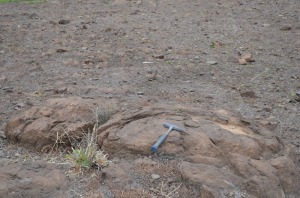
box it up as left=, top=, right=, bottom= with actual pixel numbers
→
left=65, top=107, right=113, bottom=173
left=165, top=60, right=176, bottom=65
left=65, top=125, right=110, bottom=172
left=210, top=42, right=216, bottom=49
left=66, top=148, right=92, bottom=169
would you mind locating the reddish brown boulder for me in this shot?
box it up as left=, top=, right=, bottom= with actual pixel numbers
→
left=96, top=106, right=300, bottom=198
left=4, top=97, right=114, bottom=149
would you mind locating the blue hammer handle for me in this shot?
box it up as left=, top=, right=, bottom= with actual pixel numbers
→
left=151, top=127, right=173, bottom=152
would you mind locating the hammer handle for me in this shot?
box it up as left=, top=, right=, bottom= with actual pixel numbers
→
left=151, top=133, right=168, bottom=152
left=151, top=127, right=172, bottom=152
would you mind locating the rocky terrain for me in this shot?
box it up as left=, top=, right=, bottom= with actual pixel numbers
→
left=0, top=0, right=300, bottom=197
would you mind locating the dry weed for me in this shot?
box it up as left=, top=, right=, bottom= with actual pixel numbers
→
left=112, top=188, right=152, bottom=198
left=160, top=181, right=182, bottom=198
left=134, top=160, right=179, bottom=177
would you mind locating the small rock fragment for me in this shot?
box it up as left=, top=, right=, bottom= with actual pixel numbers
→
left=16, top=103, right=25, bottom=108
left=240, top=91, right=256, bottom=98
left=280, top=25, right=292, bottom=31
left=241, top=53, right=254, bottom=62
left=56, top=49, right=67, bottom=53
left=0, top=76, right=7, bottom=85
left=214, top=115, right=229, bottom=125
left=260, top=118, right=278, bottom=130
left=238, top=58, right=247, bottom=65
left=206, top=60, right=218, bottom=65
left=151, top=174, right=160, bottom=180
left=54, top=87, right=67, bottom=94
left=147, top=70, right=158, bottom=81
left=153, top=54, right=165, bottom=59
left=291, top=75, right=297, bottom=79
left=58, top=19, right=70, bottom=25
left=184, top=120, right=199, bottom=128
left=99, top=186, right=115, bottom=198
left=262, top=24, right=270, bottom=27
left=3, top=87, right=13, bottom=92
left=0, top=131, right=6, bottom=139
left=84, top=59, right=94, bottom=65
left=15, top=152, right=21, bottom=157
left=49, top=20, right=57, bottom=25
left=238, top=52, right=255, bottom=64
left=137, top=91, right=144, bottom=95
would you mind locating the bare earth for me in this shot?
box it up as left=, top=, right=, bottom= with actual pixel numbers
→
left=0, top=0, right=300, bottom=197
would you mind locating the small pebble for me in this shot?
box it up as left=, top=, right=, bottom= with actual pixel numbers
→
left=153, top=54, right=165, bottom=59
left=3, top=87, right=13, bottom=92
left=206, top=60, right=218, bottom=65
left=238, top=58, right=247, bottom=65
left=58, top=19, right=70, bottom=25
left=151, top=174, right=160, bottom=180
left=137, top=91, right=144, bottom=95
left=280, top=25, right=292, bottom=31
left=56, top=49, right=67, bottom=53
left=16, top=103, right=25, bottom=108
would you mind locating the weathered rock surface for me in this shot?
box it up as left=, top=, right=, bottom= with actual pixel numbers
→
left=0, top=160, right=68, bottom=198
left=4, top=103, right=300, bottom=197
left=96, top=106, right=300, bottom=198
left=4, top=97, right=110, bottom=149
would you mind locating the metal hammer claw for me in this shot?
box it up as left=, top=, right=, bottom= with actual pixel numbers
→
left=151, top=123, right=184, bottom=152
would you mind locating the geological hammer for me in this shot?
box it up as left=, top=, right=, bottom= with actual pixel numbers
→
left=151, top=123, right=184, bottom=152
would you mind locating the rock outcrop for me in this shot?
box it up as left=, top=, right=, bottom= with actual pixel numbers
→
left=4, top=97, right=113, bottom=149
left=96, top=106, right=300, bottom=198
left=5, top=102, right=300, bottom=197
left=0, top=160, right=68, bottom=198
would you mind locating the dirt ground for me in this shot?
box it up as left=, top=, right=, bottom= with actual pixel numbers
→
left=0, top=0, right=300, bottom=197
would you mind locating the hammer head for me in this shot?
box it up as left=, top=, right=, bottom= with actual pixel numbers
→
left=163, top=123, right=184, bottom=132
